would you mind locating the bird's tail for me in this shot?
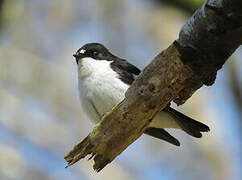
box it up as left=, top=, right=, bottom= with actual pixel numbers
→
left=164, top=107, right=210, bottom=138
left=144, top=128, right=180, bottom=146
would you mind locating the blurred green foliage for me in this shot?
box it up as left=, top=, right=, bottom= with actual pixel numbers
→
left=155, top=0, right=203, bottom=14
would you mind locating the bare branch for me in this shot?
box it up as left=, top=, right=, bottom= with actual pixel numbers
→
left=65, top=0, right=242, bottom=171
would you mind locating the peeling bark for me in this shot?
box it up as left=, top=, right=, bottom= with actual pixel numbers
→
left=65, top=0, right=242, bottom=171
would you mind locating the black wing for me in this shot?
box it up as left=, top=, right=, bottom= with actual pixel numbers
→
left=164, top=107, right=210, bottom=138
left=145, top=128, right=180, bottom=146
left=110, top=58, right=141, bottom=85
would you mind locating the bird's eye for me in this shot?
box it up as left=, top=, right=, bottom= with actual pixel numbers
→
left=92, top=51, right=99, bottom=56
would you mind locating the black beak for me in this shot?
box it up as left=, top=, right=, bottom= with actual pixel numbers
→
left=73, top=53, right=85, bottom=59
left=73, top=53, right=85, bottom=64
left=73, top=54, right=78, bottom=58
left=73, top=53, right=81, bottom=64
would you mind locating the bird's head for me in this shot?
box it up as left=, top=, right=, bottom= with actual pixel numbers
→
left=73, top=43, right=114, bottom=64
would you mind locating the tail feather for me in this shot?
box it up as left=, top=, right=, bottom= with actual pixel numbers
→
left=164, top=107, right=210, bottom=138
left=144, top=128, right=180, bottom=146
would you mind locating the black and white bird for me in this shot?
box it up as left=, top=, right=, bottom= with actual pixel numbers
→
left=73, top=43, right=209, bottom=146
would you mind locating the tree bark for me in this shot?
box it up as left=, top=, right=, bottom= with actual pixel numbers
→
left=65, top=0, right=242, bottom=171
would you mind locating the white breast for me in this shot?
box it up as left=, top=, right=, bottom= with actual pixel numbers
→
left=78, top=58, right=129, bottom=123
